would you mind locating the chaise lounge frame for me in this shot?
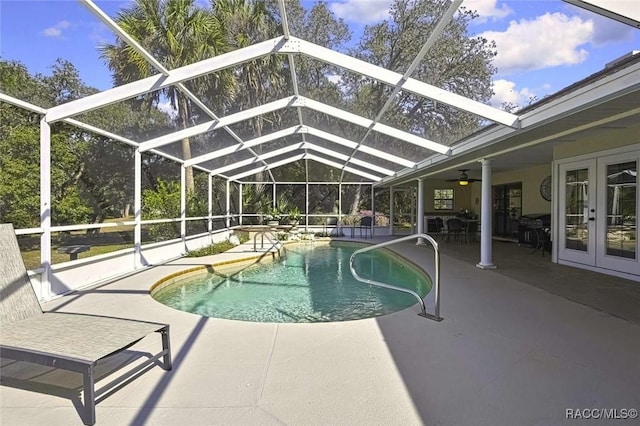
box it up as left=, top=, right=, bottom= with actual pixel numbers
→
left=0, top=224, right=172, bottom=425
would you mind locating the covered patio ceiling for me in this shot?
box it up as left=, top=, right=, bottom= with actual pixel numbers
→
left=2, top=0, right=523, bottom=185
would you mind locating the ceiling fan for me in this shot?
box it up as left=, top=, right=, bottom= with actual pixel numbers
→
left=446, top=169, right=481, bottom=186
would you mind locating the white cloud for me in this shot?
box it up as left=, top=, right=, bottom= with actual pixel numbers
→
left=157, top=101, right=178, bottom=119
left=330, top=0, right=392, bottom=25
left=480, top=13, right=593, bottom=74
left=490, top=79, right=536, bottom=108
left=571, top=8, right=635, bottom=46
left=42, top=20, right=71, bottom=38
left=463, top=0, right=512, bottom=23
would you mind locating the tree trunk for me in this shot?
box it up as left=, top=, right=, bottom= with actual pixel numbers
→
left=179, top=95, right=194, bottom=193
left=349, top=185, right=362, bottom=216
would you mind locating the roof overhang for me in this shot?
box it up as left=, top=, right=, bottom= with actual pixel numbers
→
left=377, top=56, right=640, bottom=186
left=563, top=0, right=640, bottom=29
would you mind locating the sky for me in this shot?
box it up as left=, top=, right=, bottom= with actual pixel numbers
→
left=0, top=0, right=638, bottom=111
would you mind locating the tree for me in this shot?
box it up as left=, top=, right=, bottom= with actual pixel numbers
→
left=352, top=0, right=496, bottom=146
left=0, top=59, right=175, bottom=228
left=100, top=0, right=231, bottom=192
left=0, top=60, right=94, bottom=227
left=209, top=0, right=289, bottom=186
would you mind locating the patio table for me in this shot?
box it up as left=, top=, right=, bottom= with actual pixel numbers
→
left=57, top=244, right=90, bottom=261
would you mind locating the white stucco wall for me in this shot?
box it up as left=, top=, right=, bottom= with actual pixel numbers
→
left=470, top=164, right=552, bottom=216
left=42, top=230, right=231, bottom=301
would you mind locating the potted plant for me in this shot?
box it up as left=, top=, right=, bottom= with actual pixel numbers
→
left=288, top=206, right=301, bottom=227
left=266, top=206, right=281, bottom=227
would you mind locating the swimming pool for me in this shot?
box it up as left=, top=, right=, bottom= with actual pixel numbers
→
left=152, top=242, right=431, bottom=323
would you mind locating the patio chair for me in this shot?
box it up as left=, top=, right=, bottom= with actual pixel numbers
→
left=359, top=216, right=373, bottom=239
left=0, top=223, right=172, bottom=426
left=446, top=218, right=464, bottom=242
left=426, top=217, right=445, bottom=240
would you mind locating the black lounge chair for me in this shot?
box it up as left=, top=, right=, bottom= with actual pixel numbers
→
left=359, top=216, right=373, bottom=239
left=0, top=223, right=172, bottom=425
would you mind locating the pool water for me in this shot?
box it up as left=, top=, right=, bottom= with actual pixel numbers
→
left=153, top=242, right=431, bottom=323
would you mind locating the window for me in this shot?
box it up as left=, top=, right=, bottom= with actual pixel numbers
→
left=434, top=189, right=454, bottom=210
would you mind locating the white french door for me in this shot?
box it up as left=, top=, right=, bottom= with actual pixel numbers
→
left=558, top=160, right=597, bottom=265
left=557, top=150, right=639, bottom=276
left=596, top=152, right=638, bottom=275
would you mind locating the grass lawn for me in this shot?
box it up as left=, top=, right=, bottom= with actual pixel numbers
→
left=21, top=243, right=134, bottom=270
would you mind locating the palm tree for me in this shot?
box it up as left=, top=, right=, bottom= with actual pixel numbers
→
left=212, top=0, right=286, bottom=138
left=100, top=0, right=232, bottom=192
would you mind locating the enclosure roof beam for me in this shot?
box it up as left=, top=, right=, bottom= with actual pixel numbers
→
left=139, top=96, right=297, bottom=152
left=302, top=143, right=395, bottom=176
left=292, top=36, right=519, bottom=128
left=276, top=0, right=309, bottom=160
left=227, top=154, right=305, bottom=181
left=208, top=142, right=304, bottom=175
left=305, top=127, right=415, bottom=168
left=46, top=36, right=288, bottom=122
left=339, top=0, right=462, bottom=181
left=186, top=123, right=415, bottom=169
left=184, top=125, right=301, bottom=166
left=227, top=153, right=380, bottom=182
left=80, top=0, right=276, bottom=182
left=0, top=94, right=196, bottom=168
left=209, top=140, right=395, bottom=177
left=304, top=154, right=382, bottom=181
left=277, top=0, right=291, bottom=39
left=298, top=97, right=450, bottom=155
left=0, top=93, right=47, bottom=114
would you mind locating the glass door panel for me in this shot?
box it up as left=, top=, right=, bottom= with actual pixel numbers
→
left=558, top=160, right=596, bottom=266
left=605, top=161, right=636, bottom=259
left=596, top=152, right=639, bottom=275
left=564, top=168, right=590, bottom=252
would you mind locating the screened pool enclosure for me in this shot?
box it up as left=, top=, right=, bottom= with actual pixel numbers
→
left=0, top=0, right=530, bottom=299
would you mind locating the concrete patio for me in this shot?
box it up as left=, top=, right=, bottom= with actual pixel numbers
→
left=1, top=237, right=639, bottom=425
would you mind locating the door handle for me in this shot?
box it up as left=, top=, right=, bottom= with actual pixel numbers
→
left=588, top=217, right=595, bottom=221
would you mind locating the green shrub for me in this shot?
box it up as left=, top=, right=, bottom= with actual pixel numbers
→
left=187, top=240, right=234, bottom=257
left=314, top=231, right=344, bottom=238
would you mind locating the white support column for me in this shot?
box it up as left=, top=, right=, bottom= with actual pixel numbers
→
left=371, top=184, right=375, bottom=236
left=389, top=186, right=395, bottom=236
left=239, top=183, right=243, bottom=225
left=272, top=183, right=277, bottom=209
left=207, top=174, right=213, bottom=234
left=416, top=178, right=425, bottom=245
left=338, top=183, right=342, bottom=228
left=411, top=188, right=416, bottom=234
left=305, top=181, right=309, bottom=232
left=40, top=118, right=51, bottom=300
left=477, top=159, right=497, bottom=269
left=180, top=165, right=186, bottom=248
left=134, top=149, right=142, bottom=268
left=225, top=179, right=230, bottom=229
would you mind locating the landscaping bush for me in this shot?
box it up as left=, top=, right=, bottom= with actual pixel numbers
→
left=186, top=233, right=249, bottom=257
left=186, top=240, right=234, bottom=257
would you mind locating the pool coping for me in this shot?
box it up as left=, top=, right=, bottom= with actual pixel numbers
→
left=149, top=246, right=285, bottom=295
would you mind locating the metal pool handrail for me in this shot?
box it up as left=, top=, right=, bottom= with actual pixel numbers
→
left=349, top=233, right=442, bottom=321
left=253, top=230, right=283, bottom=253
